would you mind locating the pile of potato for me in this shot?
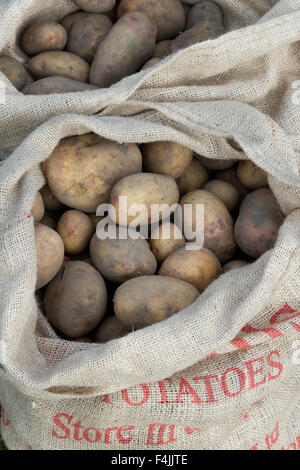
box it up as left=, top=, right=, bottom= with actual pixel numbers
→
left=32, top=134, right=284, bottom=343
left=0, top=0, right=226, bottom=93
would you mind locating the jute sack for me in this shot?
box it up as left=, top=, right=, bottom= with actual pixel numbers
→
left=0, top=0, right=300, bottom=155
left=0, top=100, right=299, bottom=449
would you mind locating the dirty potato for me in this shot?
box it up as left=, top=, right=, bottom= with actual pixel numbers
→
left=142, top=142, right=193, bottom=179
left=35, top=223, right=64, bottom=289
left=114, top=275, right=199, bottom=329
left=117, top=0, right=185, bottom=41
left=43, top=135, right=142, bottom=213
left=74, top=0, right=116, bottom=13
left=93, top=316, right=130, bottom=342
left=234, top=188, right=284, bottom=258
left=214, top=167, right=250, bottom=202
left=159, top=246, right=221, bottom=292
left=31, top=192, right=45, bottom=222
left=25, top=76, right=97, bottom=95
left=90, top=233, right=157, bottom=283
left=57, top=210, right=95, bottom=255
left=21, top=22, right=67, bottom=56
left=40, top=185, right=65, bottom=212
left=152, top=40, right=172, bottom=58
left=27, top=51, right=90, bottom=83
left=180, top=189, right=236, bottom=262
left=237, top=160, right=268, bottom=190
left=186, top=1, right=223, bottom=30
left=222, top=260, right=249, bottom=272
left=44, top=261, right=107, bottom=337
left=203, top=180, right=240, bottom=212
left=149, top=222, right=185, bottom=263
left=176, top=157, right=209, bottom=196
left=0, top=56, right=28, bottom=90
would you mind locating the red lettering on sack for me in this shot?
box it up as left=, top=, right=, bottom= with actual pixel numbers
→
left=52, top=413, right=73, bottom=439
left=193, top=375, right=219, bottom=403
left=121, top=384, right=150, bottom=406
left=83, top=427, right=101, bottom=443
left=116, top=426, right=135, bottom=445
left=157, top=378, right=174, bottom=404
left=242, top=323, right=283, bottom=339
left=290, top=321, right=300, bottom=331
left=231, top=338, right=251, bottom=349
left=100, top=394, right=112, bottom=404
left=72, top=421, right=84, bottom=441
left=1, top=407, right=10, bottom=426
left=265, top=421, right=279, bottom=450
left=243, top=357, right=266, bottom=390
left=270, top=304, right=300, bottom=324
left=103, top=427, right=119, bottom=444
left=172, top=378, right=203, bottom=404
left=267, top=350, right=283, bottom=381
left=145, top=424, right=177, bottom=446
left=220, top=367, right=246, bottom=397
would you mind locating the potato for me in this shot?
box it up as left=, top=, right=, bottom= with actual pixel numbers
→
left=110, top=173, right=179, bottom=226
left=186, top=1, right=223, bottom=30
left=203, top=180, right=239, bottom=212
left=114, top=275, right=199, bottom=329
left=141, top=58, right=162, bottom=70
left=67, top=14, right=112, bottom=64
left=73, top=336, right=92, bottom=343
left=214, top=167, right=250, bottom=202
left=70, top=251, right=93, bottom=265
left=171, top=18, right=224, bottom=53
left=0, top=56, right=28, bottom=90
left=142, top=142, right=193, bottom=179
left=180, top=190, right=236, bottom=262
left=117, top=0, right=185, bottom=41
left=57, top=210, right=94, bottom=255
left=35, top=223, right=64, bottom=289
left=61, top=11, right=89, bottom=32
left=90, top=233, right=157, bottom=283
left=234, top=189, right=284, bottom=259
left=21, top=22, right=67, bottom=56
left=159, top=246, right=221, bottom=292
left=40, top=213, right=57, bottom=230
left=31, top=192, right=45, bottom=222
left=196, top=155, right=236, bottom=170
left=222, top=260, right=249, bottom=273
left=25, top=76, right=97, bottom=95
left=40, top=185, right=65, bottom=211
left=176, top=157, right=209, bottom=196
left=94, top=316, right=130, bottom=342
left=90, top=12, right=156, bottom=87
left=149, top=222, right=185, bottom=263
left=74, top=0, right=116, bottom=13
left=88, top=213, right=104, bottom=229
left=43, top=135, right=142, bottom=213
left=152, top=40, right=172, bottom=58
left=237, top=160, right=268, bottom=190
left=27, top=51, right=90, bottom=83
left=44, top=261, right=107, bottom=338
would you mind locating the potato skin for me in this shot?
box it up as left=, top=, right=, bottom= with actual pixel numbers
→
left=186, top=1, right=223, bottom=30
left=141, top=58, right=162, bottom=70
left=180, top=189, right=236, bottom=262
left=94, top=316, right=129, bottom=342
left=90, top=233, right=157, bottom=283
left=75, top=0, right=116, bottom=13
left=44, top=261, right=107, bottom=338
left=142, top=142, right=193, bottom=179
left=237, top=160, right=268, bottom=190
left=176, top=157, right=209, bottom=196
left=43, top=135, right=142, bottom=213
left=40, top=213, right=57, bottom=230
left=159, top=246, right=221, bottom=292
left=117, top=0, right=185, bottom=41
left=196, top=155, right=236, bottom=170
left=57, top=210, right=95, bottom=255
left=110, top=173, right=179, bottom=226
left=25, top=76, right=97, bottom=95
left=171, top=18, right=224, bottom=53
left=90, top=12, right=156, bottom=87
left=214, top=167, right=250, bottom=202
left=61, top=12, right=89, bottom=32
left=31, top=192, right=45, bottom=222
left=21, top=22, right=67, bottom=56
left=40, top=185, right=65, bottom=211
left=152, top=40, right=172, bottom=58
left=67, top=14, right=112, bottom=64
left=203, top=180, right=240, bottom=212
left=222, top=260, right=248, bottom=273
left=149, top=222, right=185, bottom=263
left=0, top=56, right=27, bottom=90
left=27, top=51, right=90, bottom=83
left=114, top=275, right=199, bottom=329
left=234, top=189, right=284, bottom=259
left=35, top=223, right=64, bottom=289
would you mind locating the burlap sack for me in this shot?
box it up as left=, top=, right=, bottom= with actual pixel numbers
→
left=0, top=0, right=300, bottom=450
left=0, top=0, right=299, bottom=155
